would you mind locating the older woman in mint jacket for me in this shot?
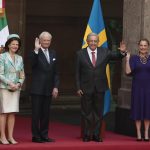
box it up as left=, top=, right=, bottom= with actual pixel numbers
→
left=0, top=34, right=25, bottom=144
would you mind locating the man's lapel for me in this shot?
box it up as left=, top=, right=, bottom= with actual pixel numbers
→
left=39, top=49, right=49, bottom=65
left=48, top=49, right=53, bottom=64
left=95, top=48, right=103, bottom=67
left=83, top=48, right=93, bottom=67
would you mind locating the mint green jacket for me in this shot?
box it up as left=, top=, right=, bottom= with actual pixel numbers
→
left=0, top=52, right=25, bottom=89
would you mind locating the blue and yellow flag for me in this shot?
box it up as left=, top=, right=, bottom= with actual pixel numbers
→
left=82, top=0, right=111, bottom=115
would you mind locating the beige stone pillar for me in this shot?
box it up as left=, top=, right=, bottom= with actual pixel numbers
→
left=116, top=0, right=150, bottom=136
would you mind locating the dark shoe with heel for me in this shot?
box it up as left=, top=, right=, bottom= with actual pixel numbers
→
left=136, top=138, right=143, bottom=141
left=144, top=138, right=149, bottom=142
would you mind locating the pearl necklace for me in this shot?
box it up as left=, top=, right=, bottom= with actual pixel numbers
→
left=139, top=54, right=149, bottom=64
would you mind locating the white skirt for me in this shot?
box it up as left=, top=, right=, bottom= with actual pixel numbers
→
left=0, top=89, right=20, bottom=113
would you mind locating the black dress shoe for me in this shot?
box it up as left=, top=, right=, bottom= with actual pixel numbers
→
left=41, top=137, right=55, bottom=142
left=83, top=136, right=91, bottom=142
left=92, top=136, right=103, bottom=142
left=32, top=137, right=44, bottom=143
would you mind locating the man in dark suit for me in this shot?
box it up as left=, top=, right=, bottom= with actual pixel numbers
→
left=76, top=32, right=126, bottom=142
left=30, top=31, right=59, bottom=143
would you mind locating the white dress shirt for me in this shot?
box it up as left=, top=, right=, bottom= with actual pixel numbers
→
left=34, top=47, right=50, bottom=63
left=87, top=47, right=97, bottom=63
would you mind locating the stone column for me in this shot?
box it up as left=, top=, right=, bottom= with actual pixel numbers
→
left=116, top=0, right=150, bottom=136
left=6, top=0, right=26, bottom=53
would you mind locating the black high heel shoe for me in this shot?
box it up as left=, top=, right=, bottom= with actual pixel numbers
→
left=144, top=138, right=149, bottom=142
left=136, top=138, right=143, bottom=141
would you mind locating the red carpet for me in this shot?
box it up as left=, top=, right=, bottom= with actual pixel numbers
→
left=0, top=116, right=149, bottom=150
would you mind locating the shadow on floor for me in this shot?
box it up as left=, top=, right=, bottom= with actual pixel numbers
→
left=50, top=108, right=115, bottom=131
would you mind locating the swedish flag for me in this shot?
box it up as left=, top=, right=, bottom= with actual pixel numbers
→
left=82, top=0, right=111, bottom=115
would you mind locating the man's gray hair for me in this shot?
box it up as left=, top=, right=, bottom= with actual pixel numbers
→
left=39, top=31, right=52, bottom=40
left=86, top=32, right=99, bottom=41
